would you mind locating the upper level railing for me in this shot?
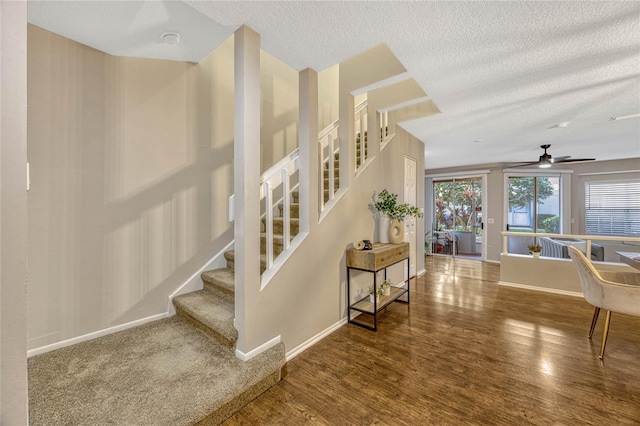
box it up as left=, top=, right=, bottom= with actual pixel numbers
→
left=378, top=110, right=392, bottom=148
left=354, top=100, right=368, bottom=172
left=318, top=120, right=339, bottom=210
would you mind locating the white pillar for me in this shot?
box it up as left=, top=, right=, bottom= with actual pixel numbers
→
left=298, top=68, right=318, bottom=229
left=1, top=1, right=28, bottom=423
left=233, top=25, right=261, bottom=355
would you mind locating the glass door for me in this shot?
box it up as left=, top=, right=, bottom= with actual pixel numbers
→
left=432, top=178, right=483, bottom=258
left=506, top=176, right=561, bottom=254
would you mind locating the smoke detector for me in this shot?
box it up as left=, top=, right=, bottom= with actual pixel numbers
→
left=161, top=32, right=181, bottom=45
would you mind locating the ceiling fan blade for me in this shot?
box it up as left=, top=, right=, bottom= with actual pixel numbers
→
left=551, top=155, right=571, bottom=162
left=553, top=158, right=596, bottom=164
left=508, top=162, right=540, bottom=168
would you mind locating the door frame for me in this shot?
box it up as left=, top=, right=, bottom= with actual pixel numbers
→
left=425, top=170, right=489, bottom=261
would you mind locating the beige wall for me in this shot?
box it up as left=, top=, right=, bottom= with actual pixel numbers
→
left=1, top=1, right=29, bottom=422
left=244, top=126, right=424, bottom=351
left=318, top=64, right=339, bottom=130
left=260, top=51, right=298, bottom=172
left=27, top=26, right=235, bottom=350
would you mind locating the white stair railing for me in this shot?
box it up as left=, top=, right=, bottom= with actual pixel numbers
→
left=378, top=110, right=392, bottom=148
left=318, top=121, right=339, bottom=210
left=260, top=149, right=299, bottom=270
left=354, top=100, right=368, bottom=171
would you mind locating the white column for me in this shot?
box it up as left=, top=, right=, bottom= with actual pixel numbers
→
left=233, top=25, right=261, bottom=355
left=298, top=68, right=318, bottom=229
left=1, top=1, right=28, bottom=423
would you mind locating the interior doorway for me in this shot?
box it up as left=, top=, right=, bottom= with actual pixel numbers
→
left=431, top=177, right=483, bottom=260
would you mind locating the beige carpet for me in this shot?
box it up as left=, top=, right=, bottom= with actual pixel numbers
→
left=28, top=316, right=285, bottom=425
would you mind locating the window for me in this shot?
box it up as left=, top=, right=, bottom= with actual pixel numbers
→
left=585, top=180, right=640, bottom=236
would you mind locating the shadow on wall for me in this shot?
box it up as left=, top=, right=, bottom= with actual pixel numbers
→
left=26, top=26, right=236, bottom=349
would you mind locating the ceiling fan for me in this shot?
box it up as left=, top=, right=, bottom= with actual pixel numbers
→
left=511, top=144, right=595, bottom=168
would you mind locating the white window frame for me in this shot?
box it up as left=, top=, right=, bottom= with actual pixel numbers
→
left=584, top=179, right=640, bottom=237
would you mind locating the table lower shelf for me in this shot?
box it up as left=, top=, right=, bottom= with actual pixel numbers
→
left=349, top=286, right=408, bottom=314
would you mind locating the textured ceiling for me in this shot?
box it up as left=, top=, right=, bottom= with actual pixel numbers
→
left=28, top=1, right=640, bottom=170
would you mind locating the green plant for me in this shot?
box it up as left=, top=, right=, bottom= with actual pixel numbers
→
left=542, top=215, right=560, bottom=234
left=373, top=189, right=424, bottom=221
left=527, top=244, right=542, bottom=253
left=381, top=280, right=391, bottom=290
left=369, top=286, right=383, bottom=296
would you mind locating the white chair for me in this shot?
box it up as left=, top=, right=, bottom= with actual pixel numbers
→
left=567, top=245, right=640, bottom=359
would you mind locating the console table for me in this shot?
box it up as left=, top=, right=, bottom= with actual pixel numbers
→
left=346, top=243, right=410, bottom=331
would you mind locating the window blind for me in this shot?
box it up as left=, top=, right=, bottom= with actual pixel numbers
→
left=585, top=180, right=640, bottom=236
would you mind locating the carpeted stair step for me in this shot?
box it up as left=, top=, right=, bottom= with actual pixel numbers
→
left=201, top=268, right=235, bottom=296
left=28, top=316, right=286, bottom=426
left=278, top=202, right=299, bottom=218
left=323, top=176, right=340, bottom=187
left=224, top=250, right=235, bottom=270
left=326, top=159, right=340, bottom=169
left=324, top=167, right=339, bottom=178
left=260, top=233, right=286, bottom=256
left=225, top=250, right=267, bottom=274
left=173, top=290, right=237, bottom=349
left=271, top=217, right=299, bottom=235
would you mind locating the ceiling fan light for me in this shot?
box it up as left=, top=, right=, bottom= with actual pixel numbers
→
left=539, top=162, right=551, bottom=168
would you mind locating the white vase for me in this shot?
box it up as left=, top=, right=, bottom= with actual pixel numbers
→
left=383, top=287, right=391, bottom=296
left=377, top=215, right=390, bottom=243
left=388, top=219, right=404, bottom=244
left=369, top=294, right=379, bottom=304
left=532, top=252, right=540, bottom=258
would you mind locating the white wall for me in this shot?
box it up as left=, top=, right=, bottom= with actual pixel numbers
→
left=0, top=1, right=29, bottom=422
left=27, top=27, right=235, bottom=350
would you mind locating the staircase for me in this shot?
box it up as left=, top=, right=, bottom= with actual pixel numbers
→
left=171, top=249, right=286, bottom=424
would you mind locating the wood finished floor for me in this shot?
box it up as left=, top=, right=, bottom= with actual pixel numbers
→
left=223, top=256, right=640, bottom=425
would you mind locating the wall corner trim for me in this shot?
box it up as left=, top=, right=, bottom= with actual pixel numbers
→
left=285, top=318, right=348, bottom=361
left=236, top=335, right=281, bottom=361
left=27, top=312, right=170, bottom=357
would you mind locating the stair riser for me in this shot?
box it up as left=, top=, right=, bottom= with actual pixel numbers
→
left=323, top=169, right=340, bottom=178
left=278, top=204, right=299, bottom=218
left=225, top=250, right=267, bottom=273
left=260, top=237, right=286, bottom=256
left=224, top=251, right=234, bottom=270
left=174, top=308, right=236, bottom=350
left=271, top=220, right=299, bottom=235
left=203, top=281, right=234, bottom=297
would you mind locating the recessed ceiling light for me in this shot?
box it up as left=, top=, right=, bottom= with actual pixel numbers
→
left=549, top=122, right=570, bottom=129
left=609, top=113, right=640, bottom=121
left=161, top=32, right=181, bottom=45
left=473, top=139, right=482, bottom=143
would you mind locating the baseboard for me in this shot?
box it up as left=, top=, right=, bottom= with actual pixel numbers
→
left=285, top=317, right=348, bottom=361
left=485, top=259, right=500, bottom=264
left=236, top=335, right=281, bottom=361
left=27, top=312, right=169, bottom=358
left=498, top=281, right=582, bottom=298
left=167, top=240, right=234, bottom=314
left=417, top=268, right=426, bottom=277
